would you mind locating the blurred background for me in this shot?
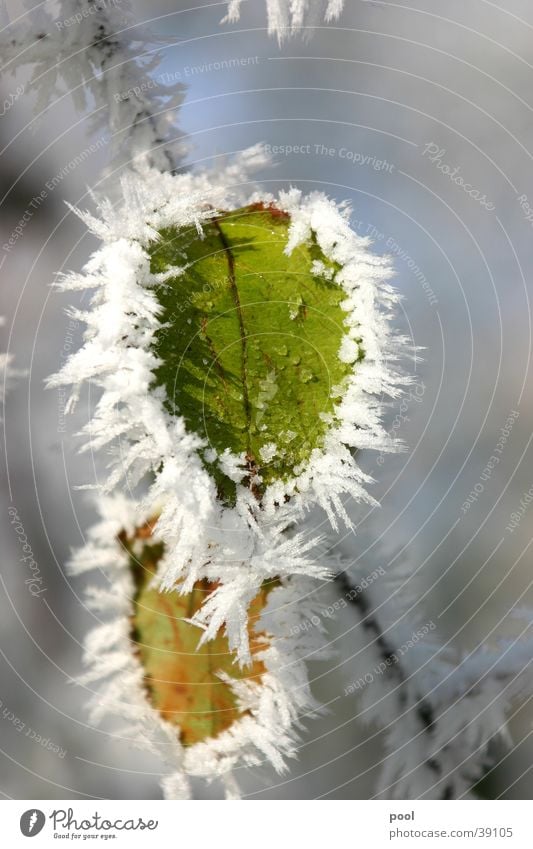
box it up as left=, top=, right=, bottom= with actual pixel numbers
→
left=1, top=0, right=533, bottom=799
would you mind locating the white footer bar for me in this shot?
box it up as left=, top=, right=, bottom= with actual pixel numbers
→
left=2, top=800, right=531, bottom=848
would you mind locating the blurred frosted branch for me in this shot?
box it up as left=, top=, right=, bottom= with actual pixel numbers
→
left=336, top=568, right=533, bottom=799
left=0, top=0, right=186, bottom=173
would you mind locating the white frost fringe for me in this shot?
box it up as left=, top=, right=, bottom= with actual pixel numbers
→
left=222, top=0, right=345, bottom=42
left=48, top=159, right=407, bottom=664
left=72, top=495, right=333, bottom=800
left=0, top=352, right=14, bottom=419
left=1, top=317, right=26, bottom=420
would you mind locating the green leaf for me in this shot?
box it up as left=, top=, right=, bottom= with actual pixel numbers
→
left=122, top=520, right=275, bottom=747
left=148, top=203, right=359, bottom=503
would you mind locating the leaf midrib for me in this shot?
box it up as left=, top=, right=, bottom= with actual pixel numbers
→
left=212, top=216, right=253, bottom=460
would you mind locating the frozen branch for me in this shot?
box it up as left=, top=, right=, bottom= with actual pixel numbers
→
left=0, top=0, right=186, bottom=173
left=335, top=569, right=533, bottom=799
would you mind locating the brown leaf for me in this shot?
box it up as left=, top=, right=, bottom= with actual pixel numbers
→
left=120, top=521, right=276, bottom=746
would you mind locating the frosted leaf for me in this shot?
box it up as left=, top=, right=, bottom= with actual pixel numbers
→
left=74, top=496, right=333, bottom=798
left=47, top=166, right=407, bottom=657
